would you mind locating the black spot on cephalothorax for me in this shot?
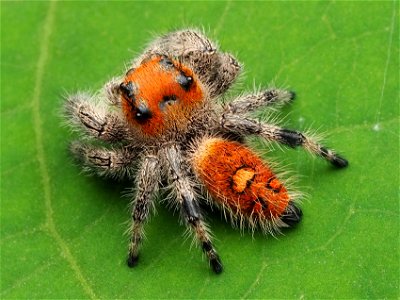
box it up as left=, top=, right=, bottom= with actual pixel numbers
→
left=135, top=103, right=152, bottom=123
left=163, top=95, right=177, bottom=102
left=159, top=95, right=178, bottom=110
left=120, top=81, right=135, bottom=102
left=266, top=177, right=281, bottom=193
left=159, top=56, right=175, bottom=69
left=177, top=72, right=193, bottom=91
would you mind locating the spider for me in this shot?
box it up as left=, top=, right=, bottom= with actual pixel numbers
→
left=64, top=29, right=348, bottom=274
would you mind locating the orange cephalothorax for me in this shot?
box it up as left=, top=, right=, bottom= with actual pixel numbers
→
left=119, top=55, right=204, bottom=137
left=193, top=138, right=290, bottom=220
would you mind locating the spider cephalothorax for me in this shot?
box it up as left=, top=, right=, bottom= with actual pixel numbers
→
left=119, top=55, right=206, bottom=138
left=65, top=29, right=348, bottom=274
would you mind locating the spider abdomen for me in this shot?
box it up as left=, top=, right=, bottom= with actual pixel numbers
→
left=192, top=138, right=290, bottom=227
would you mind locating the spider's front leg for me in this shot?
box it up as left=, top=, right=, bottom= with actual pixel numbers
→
left=64, top=91, right=129, bottom=142
left=163, top=145, right=223, bottom=274
left=127, top=154, right=160, bottom=267
left=226, top=88, right=295, bottom=115
left=70, top=142, right=139, bottom=179
left=221, top=114, right=348, bottom=168
left=103, top=77, right=123, bottom=106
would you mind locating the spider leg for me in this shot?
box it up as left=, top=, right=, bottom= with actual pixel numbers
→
left=127, top=154, right=160, bottom=267
left=163, top=145, right=223, bottom=274
left=207, top=52, right=241, bottom=97
left=64, top=92, right=130, bottom=142
left=221, top=114, right=348, bottom=168
left=103, top=77, right=123, bottom=106
left=70, top=142, right=139, bottom=179
left=226, top=88, right=295, bottom=115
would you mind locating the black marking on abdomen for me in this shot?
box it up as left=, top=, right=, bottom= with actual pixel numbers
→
left=266, top=177, right=281, bottom=193
left=256, top=197, right=268, bottom=210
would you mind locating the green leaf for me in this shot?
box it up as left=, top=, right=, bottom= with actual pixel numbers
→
left=2, top=1, right=399, bottom=298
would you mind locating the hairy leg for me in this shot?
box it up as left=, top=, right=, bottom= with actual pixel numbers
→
left=70, top=142, right=139, bottom=179
left=64, top=92, right=130, bottom=142
left=163, top=144, right=223, bottom=274
left=221, top=114, right=348, bottom=168
left=127, top=154, right=160, bottom=267
left=103, top=77, right=123, bottom=106
left=226, top=88, right=295, bottom=115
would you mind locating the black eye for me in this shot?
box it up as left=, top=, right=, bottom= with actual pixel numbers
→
left=120, top=81, right=134, bottom=96
left=159, top=95, right=177, bottom=110
left=119, top=81, right=135, bottom=101
left=177, top=72, right=193, bottom=91
left=163, top=95, right=177, bottom=103
left=159, top=56, right=175, bottom=69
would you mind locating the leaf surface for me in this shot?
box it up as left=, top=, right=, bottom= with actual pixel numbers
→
left=1, top=1, right=399, bottom=298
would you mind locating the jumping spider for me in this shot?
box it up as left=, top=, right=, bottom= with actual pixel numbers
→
left=64, top=29, right=348, bottom=274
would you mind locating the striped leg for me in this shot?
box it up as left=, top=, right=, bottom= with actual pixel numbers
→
left=70, top=142, right=138, bottom=179
left=221, top=114, right=348, bottom=168
left=127, top=154, right=160, bottom=267
left=163, top=144, right=223, bottom=274
left=64, top=92, right=129, bottom=142
left=226, top=88, right=295, bottom=114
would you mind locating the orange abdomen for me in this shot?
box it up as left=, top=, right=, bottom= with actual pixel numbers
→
left=193, top=138, right=290, bottom=220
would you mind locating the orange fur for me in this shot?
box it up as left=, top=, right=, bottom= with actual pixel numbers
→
left=121, top=56, right=204, bottom=136
left=193, top=138, right=290, bottom=220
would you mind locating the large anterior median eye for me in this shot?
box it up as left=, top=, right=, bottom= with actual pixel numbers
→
left=176, top=72, right=193, bottom=91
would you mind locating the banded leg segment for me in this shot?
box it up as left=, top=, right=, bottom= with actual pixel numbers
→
left=70, top=142, right=138, bottom=179
left=164, top=145, right=223, bottom=274
left=127, top=155, right=160, bottom=267
left=64, top=93, right=129, bottom=142
left=226, top=88, right=295, bottom=115
left=221, top=114, right=348, bottom=168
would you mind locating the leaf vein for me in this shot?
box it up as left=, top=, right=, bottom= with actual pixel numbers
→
left=31, top=2, right=97, bottom=299
left=375, top=0, right=397, bottom=124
